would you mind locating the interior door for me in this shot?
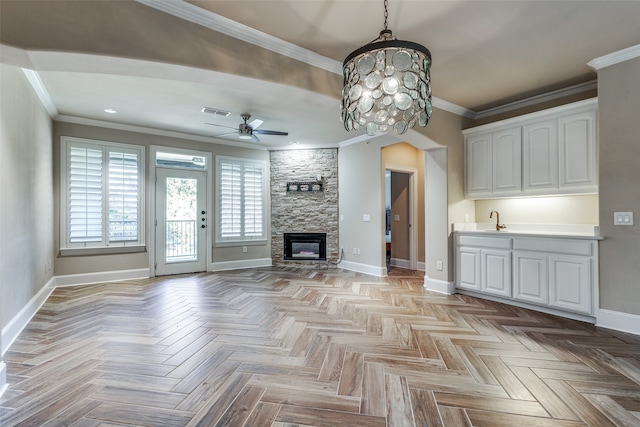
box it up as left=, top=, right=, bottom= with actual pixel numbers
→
left=155, top=168, right=207, bottom=275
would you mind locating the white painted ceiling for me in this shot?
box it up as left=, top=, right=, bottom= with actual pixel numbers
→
left=3, top=0, right=640, bottom=149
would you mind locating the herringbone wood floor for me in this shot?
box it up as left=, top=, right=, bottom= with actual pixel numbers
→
left=1, top=266, right=640, bottom=426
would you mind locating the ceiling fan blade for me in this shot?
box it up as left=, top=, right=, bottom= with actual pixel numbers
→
left=204, top=122, right=236, bottom=130
left=251, top=134, right=260, bottom=143
left=253, top=129, right=288, bottom=136
left=248, top=118, right=263, bottom=129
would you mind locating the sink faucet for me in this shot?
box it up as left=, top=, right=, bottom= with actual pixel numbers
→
left=489, top=210, right=507, bottom=231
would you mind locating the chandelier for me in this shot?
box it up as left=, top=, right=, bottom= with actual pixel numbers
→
left=341, top=0, right=432, bottom=136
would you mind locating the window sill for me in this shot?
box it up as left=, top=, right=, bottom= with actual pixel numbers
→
left=59, top=245, right=147, bottom=257
left=215, top=240, right=268, bottom=248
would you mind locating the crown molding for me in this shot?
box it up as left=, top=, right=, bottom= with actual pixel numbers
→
left=474, top=80, right=597, bottom=120
left=21, top=69, right=58, bottom=117
left=588, top=44, right=640, bottom=71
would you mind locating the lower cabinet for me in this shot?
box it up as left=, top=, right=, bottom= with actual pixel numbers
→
left=548, top=254, right=592, bottom=314
left=455, top=233, right=598, bottom=318
left=513, top=251, right=548, bottom=305
left=483, top=249, right=511, bottom=298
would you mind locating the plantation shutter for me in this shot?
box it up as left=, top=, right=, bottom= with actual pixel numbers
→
left=63, top=138, right=143, bottom=249
left=108, top=151, right=140, bottom=241
left=217, top=157, right=266, bottom=242
left=243, top=164, right=263, bottom=237
left=219, top=160, right=242, bottom=239
left=68, top=145, right=103, bottom=243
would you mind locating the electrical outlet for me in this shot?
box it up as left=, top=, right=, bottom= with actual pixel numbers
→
left=436, top=260, right=443, bottom=271
left=242, top=246, right=248, bottom=253
left=353, top=247, right=357, bottom=255
left=357, top=248, right=361, bottom=255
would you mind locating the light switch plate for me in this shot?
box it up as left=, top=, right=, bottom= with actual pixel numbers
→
left=614, top=211, right=634, bottom=226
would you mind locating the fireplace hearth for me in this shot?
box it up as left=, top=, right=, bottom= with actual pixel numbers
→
left=284, top=233, right=326, bottom=261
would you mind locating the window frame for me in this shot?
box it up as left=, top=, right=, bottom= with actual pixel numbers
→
left=215, top=155, right=268, bottom=246
left=60, top=136, right=145, bottom=255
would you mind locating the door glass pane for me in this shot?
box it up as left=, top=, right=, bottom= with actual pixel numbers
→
left=165, top=177, right=198, bottom=262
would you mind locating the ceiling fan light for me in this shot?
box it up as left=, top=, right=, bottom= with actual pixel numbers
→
left=341, top=1, right=432, bottom=136
left=239, top=134, right=253, bottom=140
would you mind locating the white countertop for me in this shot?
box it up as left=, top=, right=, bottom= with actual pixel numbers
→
left=452, top=223, right=604, bottom=240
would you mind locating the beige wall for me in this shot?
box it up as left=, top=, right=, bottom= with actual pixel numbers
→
left=475, top=195, right=599, bottom=225
left=597, top=56, right=640, bottom=316
left=52, top=121, right=270, bottom=276
left=0, top=65, right=54, bottom=330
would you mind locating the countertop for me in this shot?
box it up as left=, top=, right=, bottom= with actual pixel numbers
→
left=452, top=223, right=604, bottom=240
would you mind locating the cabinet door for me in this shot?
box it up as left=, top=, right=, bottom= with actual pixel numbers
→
left=558, top=110, right=597, bottom=191
left=548, top=254, right=592, bottom=314
left=482, top=249, right=511, bottom=297
left=457, top=247, right=481, bottom=291
left=522, top=119, right=558, bottom=193
left=465, top=133, right=492, bottom=198
left=513, top=251, right=548, bottom=305
left=492, top=128, right=522, bottom=195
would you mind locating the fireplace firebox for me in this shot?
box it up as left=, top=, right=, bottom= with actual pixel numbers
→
left=284, top=233, right=326, bottom=261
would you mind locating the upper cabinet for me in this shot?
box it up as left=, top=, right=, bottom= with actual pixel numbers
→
left=464, top=99, right=597, bottom=199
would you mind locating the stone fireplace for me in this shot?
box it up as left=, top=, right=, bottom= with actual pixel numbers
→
left=270, top=149, right=338, bottom=266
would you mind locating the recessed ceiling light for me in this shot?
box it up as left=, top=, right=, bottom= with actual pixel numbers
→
left=104, top=108, right=117, bottom=114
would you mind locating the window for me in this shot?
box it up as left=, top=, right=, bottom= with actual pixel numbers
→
left=60, top=137, right=145, bottom=251
left=216, top=156, right=267, bottom=244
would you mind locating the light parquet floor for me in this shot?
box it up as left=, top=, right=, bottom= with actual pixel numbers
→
left=2, top=266, right=640, bottom=426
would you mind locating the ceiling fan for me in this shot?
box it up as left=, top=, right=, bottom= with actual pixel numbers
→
left=206, top=113, right=288, bottom=143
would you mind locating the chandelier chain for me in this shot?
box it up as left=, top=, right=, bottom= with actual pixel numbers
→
left=383, top=0, right=389, bottom=30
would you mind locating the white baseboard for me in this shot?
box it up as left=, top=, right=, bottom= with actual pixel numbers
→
left=340, top=260, right=386, bottom=277
left=54, top=268, right=150, bottom=287
left=0, top=361, right=7, bottom=398
left=2, top=276, right=55, bottom=355
left=597, top=309, right=640, bottom=336
left=424, top=275, right=455, bottom=294
left=210, top=258, right=272, bottom=272
left=390, top=258, right=411, bottom=269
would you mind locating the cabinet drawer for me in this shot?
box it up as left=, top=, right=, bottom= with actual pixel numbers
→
left=457, top=235, right=512, bottom=249
left=513, top=237, right=592, bottom=256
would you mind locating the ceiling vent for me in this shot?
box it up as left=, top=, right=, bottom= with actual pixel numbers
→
left=201, top=107, right=231, bottom=116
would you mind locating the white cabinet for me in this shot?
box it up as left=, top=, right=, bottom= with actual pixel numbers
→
left=457, top=247, right=481, bottom=291
left=482, top=249, right=511, bottom=298
left=492, top=129, right=522, bottom=195
left=463, top=99, right=597, bottom=199
left=513, top=251, right=548, bottom=305
left=465, top=127, right=521, bottom=198
left=549, top=254, right=592, bottom=314
left=522, top=119, right=558, bottom=192
left=465, top=133, right=492, bottom=197
left=558, top=110, right=597, bottom=191
left=455, top=235, right=512, bottom=297
left=455, top=232, right=598, bottom=319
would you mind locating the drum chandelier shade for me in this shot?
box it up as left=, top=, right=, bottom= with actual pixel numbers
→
left=341, top=0, right=432, bottom=136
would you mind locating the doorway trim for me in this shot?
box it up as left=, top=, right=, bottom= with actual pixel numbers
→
left=385, top=163, right=418, bottom=271
left=149, top=145, right=213, bottom=277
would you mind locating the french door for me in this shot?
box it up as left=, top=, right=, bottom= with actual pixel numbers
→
left=155, top=168, right=207, bottom=275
